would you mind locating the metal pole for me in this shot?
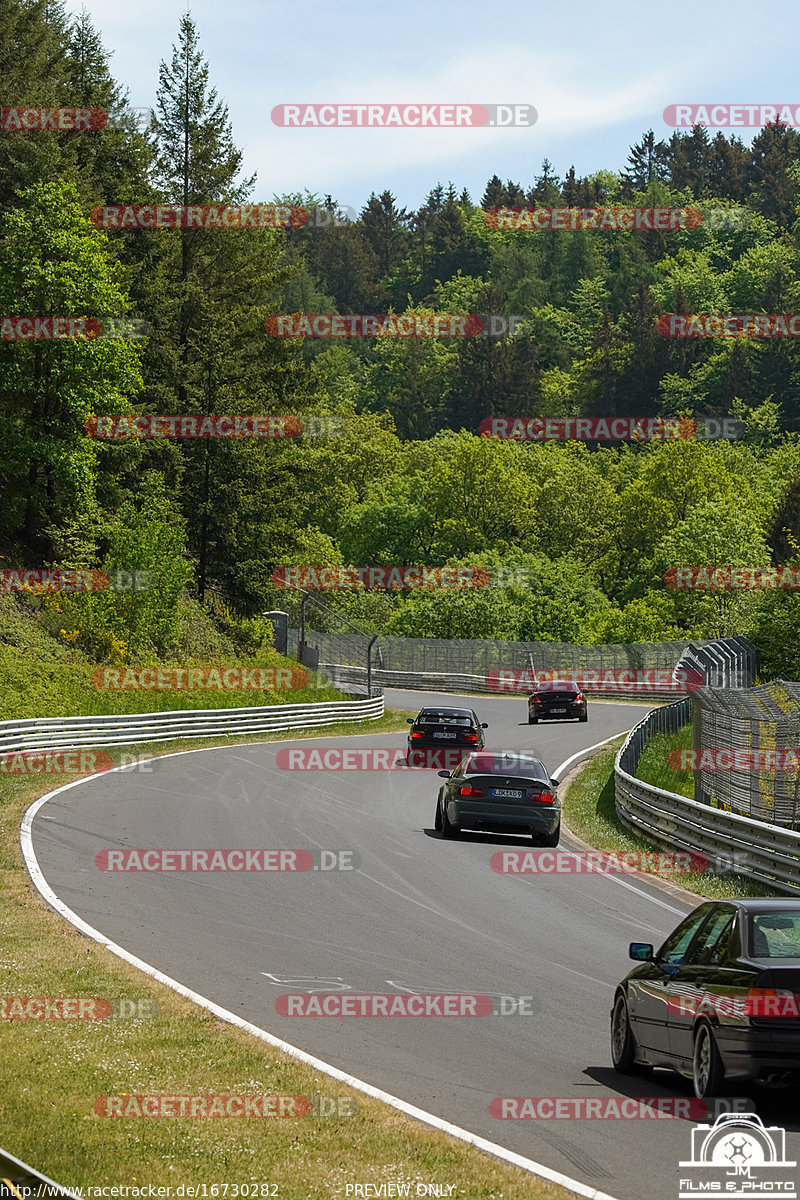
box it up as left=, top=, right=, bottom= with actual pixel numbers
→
left=367, top=635, right=378, bottom=697
left=300, top=591, right=309, bottom=660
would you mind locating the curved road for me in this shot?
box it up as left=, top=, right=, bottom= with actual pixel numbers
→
left=28, top=690, right=796, bottom=1199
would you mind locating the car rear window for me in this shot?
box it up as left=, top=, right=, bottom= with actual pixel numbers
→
left=466, top=752, right=549, bottom=780
left=750, top=912, right=800, bottom=957
left=419, top=713, right=474, bottom=725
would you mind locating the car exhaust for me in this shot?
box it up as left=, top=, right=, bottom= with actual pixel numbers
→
left=761, top=1070, right=792, bottom=1088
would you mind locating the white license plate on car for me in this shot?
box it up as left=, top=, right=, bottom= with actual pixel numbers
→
left=491, top=788, right=523, bottom=799
left=432, top=731, right=457, bottom=738
left=551, top=707, right=567, bottom=713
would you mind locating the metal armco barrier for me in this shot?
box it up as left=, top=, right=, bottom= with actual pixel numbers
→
left=312, top=633, right=754, bottom=699
left=0, top=696, right=384, bottom=757
left=615, top=701, right=800, bottom=896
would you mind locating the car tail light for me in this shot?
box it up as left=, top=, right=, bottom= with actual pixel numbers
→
left=459, top=785, right=483, bottom=798
left=465, top=732, right=478, bottom=742
left=745, top=987, right=800, bottom=1017
left=531, top=792, right=555, bottom=804
left=533, top=695, right=543, bottom=704
left=410, top=730, right=423, bottom=739
left=573, top=694, right=584, bottom=704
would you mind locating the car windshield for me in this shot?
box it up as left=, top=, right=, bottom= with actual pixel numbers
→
left=466, top=752, right=549, bottom=780
left=750, top=911, right=800, bottom=957
left=537, top=681, right=577, bottom=692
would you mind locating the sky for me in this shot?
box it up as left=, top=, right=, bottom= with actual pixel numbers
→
left=75, top=0, right=800, bottom=213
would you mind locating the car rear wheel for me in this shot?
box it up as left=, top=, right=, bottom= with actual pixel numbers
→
left=528, top=714, right=538, bottom=724
left=611, top=992, right=645, bottom=1075
left=439, top=799, right=459, bottom=839
left=693, top=1022, right=724, bottom=1099
left=537, top=823, right=560, bottom=847
left=434, top=797, right=443, bottom=832
left=578, top=712, right=588, bottom=722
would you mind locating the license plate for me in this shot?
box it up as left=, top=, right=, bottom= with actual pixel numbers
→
left=432, top=731, right=457, bottom=738
left=491, top=788, right=523, bottom=799
left=551, top=707, right=567, bottom=713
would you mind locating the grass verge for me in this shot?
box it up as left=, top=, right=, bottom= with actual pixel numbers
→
left=1, top=707, right=573, bottom=1200
left=560, top=736, right=779, bottom=901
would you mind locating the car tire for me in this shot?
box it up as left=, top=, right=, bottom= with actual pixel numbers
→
left=693, top=1022, right=724, bottom=1099
left=528, top=715, right=538, bottom=724
left=611, top=991, right=645, bottom=1075
left=434, top=796, right=443, bottom=832
left=537, top=823, right=560, bottom=847
left=439, top=799, right=459, bottom=839
left=578, top=712, right=588, bottom=723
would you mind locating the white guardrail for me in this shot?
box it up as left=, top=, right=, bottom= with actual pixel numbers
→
left=615, top=700, right=800, bottom=896
left=0, top=696, right=385, bottom=756
left=322, top=663, right=685, bottom=700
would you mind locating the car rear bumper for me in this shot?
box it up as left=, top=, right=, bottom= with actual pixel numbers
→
left=529, top=705, right=586, bottom=719
left=448, top=799, right=560, bottom=834
left=716, top=1024, right=800, bottom=1081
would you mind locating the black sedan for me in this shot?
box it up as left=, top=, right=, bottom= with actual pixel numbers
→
left=528, top=680, right=587, bottom=724
left=611, top=899, right=800, bottom=1099
left=434, top=751, right=560, bottom=845
left=407, top=706, right=487, bottom=755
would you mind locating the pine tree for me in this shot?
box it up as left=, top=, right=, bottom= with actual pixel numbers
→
left=621, top=131, right=670, bottom=194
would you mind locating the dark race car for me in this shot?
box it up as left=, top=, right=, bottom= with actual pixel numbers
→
left=434, top=750, right=560, bottom=846
left=611, top=899, right=800, bottom=1099
left=407, top=706, right=487, bottom=756
left=528, top=679, right=587, bottom=724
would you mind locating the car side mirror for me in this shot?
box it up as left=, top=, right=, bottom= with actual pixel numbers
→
left=550, top=778, right=559, bottom=788
left=407, top=718, right=414, bottom=724
left=629, top=942, right=654, bottom=962
left=481, top=722, right=488, bottom=729
left=438, top=770, right=451, bottom=779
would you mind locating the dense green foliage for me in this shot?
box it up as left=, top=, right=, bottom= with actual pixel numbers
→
left=3, top=0, right=800, bottom=689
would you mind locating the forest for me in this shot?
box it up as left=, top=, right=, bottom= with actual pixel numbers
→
left=4, top=0, right=800, bottom=689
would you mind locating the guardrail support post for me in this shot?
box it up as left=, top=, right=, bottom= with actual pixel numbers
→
left=367, top=635, right=378, bottom=698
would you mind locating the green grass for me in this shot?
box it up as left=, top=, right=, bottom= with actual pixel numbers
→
left=635, top=726, right=694, bottom=798
left=560, top=737, right=779, bottom=900
left=0, top=593, right=347, bottom=719
left=0, top=709, right=574, bottom=1199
